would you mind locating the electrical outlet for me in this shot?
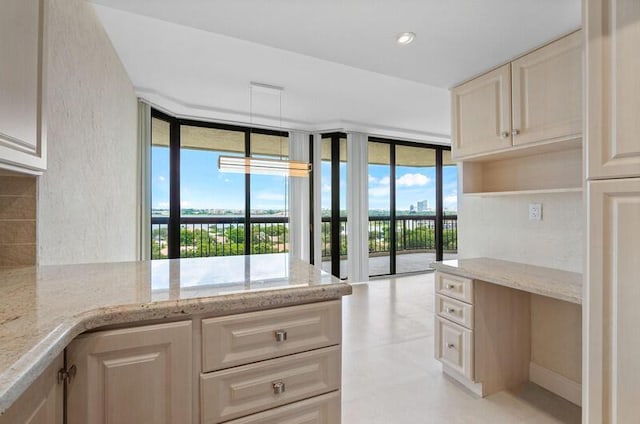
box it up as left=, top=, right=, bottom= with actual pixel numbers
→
left=529, top=203, right=542, bottom=221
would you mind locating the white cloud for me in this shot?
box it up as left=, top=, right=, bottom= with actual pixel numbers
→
left=181, top=200, right=191, bottom=208
left=224, top=178, right=231, bottom=183
left=369, top=185, right=390, bottom=197
left=157, top=175, right=166, bottom=182
left=256, top=192, right=285, bottom=201
left=444, top=193, right=458, bottom=210
left=322, top=184, right=331, bottom=193
left=156, top=201, right=169, bottom=209
left=368, top=174, right=377, bottom=184
left=396, top=173, right=430, bottom=187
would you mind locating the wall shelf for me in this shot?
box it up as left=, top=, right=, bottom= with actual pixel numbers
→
left=461, top=145, right=583, bottom=196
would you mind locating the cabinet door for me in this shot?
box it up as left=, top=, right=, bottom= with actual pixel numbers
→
left=0, top=0, right=47, bottom=174
left=586, top=0, right=640, bottom=179
left=0, top=354, right=63, bottom=424
left=452, top=64, right=512, bottom=158
left=66, top=321, right=192, bottom=424
left=511, top=31, right=583, bottom=146
left=586, top=178, right=640, bottom=423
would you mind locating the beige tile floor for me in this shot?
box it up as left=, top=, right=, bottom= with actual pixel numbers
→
left=341, top=273, right=582, bottom=423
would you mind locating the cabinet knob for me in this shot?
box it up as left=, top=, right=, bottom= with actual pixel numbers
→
left=512, top=129, right=520, bottom=136
left=274, top=330, right=288, bottom=342
left=500, top=131, right=510, bottom=138
left=447, top=343, right=456, bottom=349
left=272, top=381, right=286, bottom=394
left=445, top=284, right=455, bottom=289
left=446, top=307, right=456, bottom=314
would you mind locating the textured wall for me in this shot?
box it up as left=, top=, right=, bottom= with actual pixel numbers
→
left=458, top=191, right=583, bottom=383
left=37, top=0, right=138, bottom=265
left=0, top=170, right=37, bottom=266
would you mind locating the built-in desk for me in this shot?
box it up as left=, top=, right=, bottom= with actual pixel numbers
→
left=431, top=258, right=582, bottom=406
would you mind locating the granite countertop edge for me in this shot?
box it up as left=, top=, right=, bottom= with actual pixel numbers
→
left=0, top=283, right=352, bottom=415
left=431, top=260, right=582, bottom=305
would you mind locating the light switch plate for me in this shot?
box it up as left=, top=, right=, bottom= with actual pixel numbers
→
left=529, top=203, right=542, bottom=221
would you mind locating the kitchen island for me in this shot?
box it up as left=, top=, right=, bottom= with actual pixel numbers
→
left=0, top=253, right=351, bottom=423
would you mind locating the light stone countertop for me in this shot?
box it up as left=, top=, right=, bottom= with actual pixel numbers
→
left=0, top=253, right=351, bottom=415
left=431, top=258, right=582, bottom=304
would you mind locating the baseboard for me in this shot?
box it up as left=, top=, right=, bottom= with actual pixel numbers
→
left=529, top=362, right=582, bottom=406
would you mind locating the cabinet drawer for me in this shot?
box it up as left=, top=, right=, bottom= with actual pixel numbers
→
left=201, top=346, right=341, bottom=424
left=435, top=272, right=473, bottom=304
left=435, top=316, right=473, bottom=380
left=436, top=294, right=474, bottom=329
left=202, top=301, right=341, bottom=372
left=222, top=392, right=340, bottom=424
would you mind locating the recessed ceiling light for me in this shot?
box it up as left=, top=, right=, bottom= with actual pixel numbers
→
left=396, top=32, right=416, bottom=46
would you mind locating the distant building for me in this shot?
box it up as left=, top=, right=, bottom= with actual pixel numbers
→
left=417, top=200, right=428, bottom=212
left=409, top=204, right=416, bottom=214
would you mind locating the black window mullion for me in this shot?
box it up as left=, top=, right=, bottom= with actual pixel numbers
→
left=168, top=119, right=181, bottom=259
left=245, top=131, right=251, bottom=255
left=330, top=135, right=341, bottom=278
left=435, top=149, right=444, bottom=262
left=390, top=144, right=397, bottom=275
left=309, top=135, right=315, bottom=265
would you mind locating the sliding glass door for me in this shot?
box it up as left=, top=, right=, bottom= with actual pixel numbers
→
left=367, top=138, right=456, bottom=276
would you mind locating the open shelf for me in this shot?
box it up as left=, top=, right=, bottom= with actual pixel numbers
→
left=461, top=144, right=583, bottom=196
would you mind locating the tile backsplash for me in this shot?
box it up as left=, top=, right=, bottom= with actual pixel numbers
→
left=0, top=170, right=37, bottom=266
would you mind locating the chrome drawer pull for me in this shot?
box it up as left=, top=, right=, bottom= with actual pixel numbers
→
left=274, top=330, right=288, bottom=342
left=272, top=381, right=285, bottom=394
left=447, top=343, right=456, bottom=349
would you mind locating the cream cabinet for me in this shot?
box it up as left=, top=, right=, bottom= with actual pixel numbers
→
left=512, top=31, right=583, bottom=146
left=585, top=178, right=640, bottom=423
left=0, top=0, right=47, bottom=174
left=452, top=31, right=582, bottom=160
left=452, top=64, right=512, bottom=158
left=586, top=0, right=640, bottom=180
left=0, top=354, right=62, bottom=424
left=200, top=301, right=343, bottom=424
left=65, top=321, right=193, bottom=424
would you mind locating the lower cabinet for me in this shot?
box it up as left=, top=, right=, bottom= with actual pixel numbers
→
left=65, top=321, right=193, bottom=424
left=0, top=353, right=63, bottom=424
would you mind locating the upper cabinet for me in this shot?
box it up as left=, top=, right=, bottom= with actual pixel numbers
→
left=586, top=0, right=640, bottom=180
left=452, top=64, right=512, bottom=158
left=512, top=31, right=583, bottom=147
left=452, top=30, right=583, bottom=160
left=0, top=0, right=47, bottom=174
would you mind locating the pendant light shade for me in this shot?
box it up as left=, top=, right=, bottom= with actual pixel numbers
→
left=218, top=82, right=311, bottom=178
left=218, top=155, right=312, bottom=177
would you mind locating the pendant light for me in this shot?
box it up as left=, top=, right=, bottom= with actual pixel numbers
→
left=218, top=82, right=311, bottom=177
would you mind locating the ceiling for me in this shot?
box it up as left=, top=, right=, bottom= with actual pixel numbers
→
left=89, top=0, right=581, bottom=88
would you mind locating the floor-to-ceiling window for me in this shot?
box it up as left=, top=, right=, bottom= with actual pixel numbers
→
left=367, top=138, right=457, bottom=276
left=150, top=110, right=289, bottom=259
left=320, top=133, right=348, bottom=279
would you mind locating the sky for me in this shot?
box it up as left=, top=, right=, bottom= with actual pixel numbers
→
left=152, top=147, right=458, bottom=214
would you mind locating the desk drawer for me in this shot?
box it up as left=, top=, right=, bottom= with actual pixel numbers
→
left=202, top=301, right=341, bottom=372
left=222, top=392, right=340, bottom=424
left=435, top=316, right=473, bottom=379
left=436, top=272, right=474, bottom=304
left=201, top=346, right=341, bottom=424
left=436, top=295, right=474, bottom=329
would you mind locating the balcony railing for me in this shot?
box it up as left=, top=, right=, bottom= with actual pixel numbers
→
left=151, top=214, right=457, bottom=261
left=151, top=216, right=289, bottom=259
left=321, top=215, right=458, bottom=259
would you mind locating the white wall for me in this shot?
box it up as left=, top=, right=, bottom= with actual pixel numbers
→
left=38, top=0, right=138, bottom=265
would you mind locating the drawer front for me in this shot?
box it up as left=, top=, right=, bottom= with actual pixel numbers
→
left=435, top=272, right=473, bottom=304
left=201, top=346, right=341, bottom=424
left=202, top=301, right=341, bottom=372
left=436, top=294, right=474, bottom=329
left=222, top=392, right=340, bottom=424
left=435, top=316, right=473, bottom=379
